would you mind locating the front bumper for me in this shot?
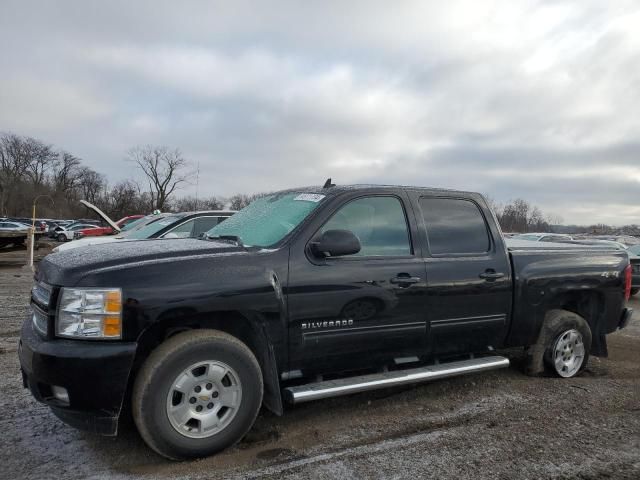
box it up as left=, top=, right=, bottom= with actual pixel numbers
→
left=18, top=318, right=137, bottom=435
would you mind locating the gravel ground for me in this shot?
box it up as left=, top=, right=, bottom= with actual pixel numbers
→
left=0, top=265, right=638, bottom=480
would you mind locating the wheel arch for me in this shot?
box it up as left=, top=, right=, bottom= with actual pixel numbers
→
left=130, top=311, right=283, bottom=416
left=543, top=288, right=605, bottom=356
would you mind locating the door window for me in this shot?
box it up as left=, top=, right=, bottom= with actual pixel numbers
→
left=320, top=196, right=411, bottom=256
left=193, top=216, right=223, bottom=236
left=419, top=198, right=490, bottom=255
left=162, top=219, right=195, bottom=238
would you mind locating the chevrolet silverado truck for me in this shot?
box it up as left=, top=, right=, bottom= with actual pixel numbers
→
left=19, top=184, right=633, bottom=460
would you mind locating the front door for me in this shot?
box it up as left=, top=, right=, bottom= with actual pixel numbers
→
left=287, top=193, right=428, bottom=372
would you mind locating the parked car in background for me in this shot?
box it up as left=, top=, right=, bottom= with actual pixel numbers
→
left=54, top=210, right=235, bottom=252
left=5, top=218, right=46, bottom=232
left=0, top=220, right=31, bottom=247
left=511, top=233, right=574, bottom=243
left=50, top=219, right=100, bottom=238
left=626, top=245, right=640, bottom=296
left=75, top=215, right=144, bottom=239
left=567, top=239, right=629, bottom=251
left=56, top=224, right=100, bottom=242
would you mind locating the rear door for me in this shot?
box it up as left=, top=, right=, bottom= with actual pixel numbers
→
left=412, top=194, right=512, bottom=356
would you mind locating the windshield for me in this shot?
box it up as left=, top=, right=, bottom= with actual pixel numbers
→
left=120, top=216, right=147, bottom=232
left=121, top=215, right=184, bottom=239
left=206, top=192, right=325, bottom=247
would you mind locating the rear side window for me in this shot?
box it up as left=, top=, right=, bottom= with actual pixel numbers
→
left=321, top=196, right=411, bottom=256
left=193, top=216, right=224, bottom=236
left=419, top=198, right=490, bottom=255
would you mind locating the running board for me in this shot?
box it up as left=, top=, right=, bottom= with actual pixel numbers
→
left=283, top=355, right=510, bottom=404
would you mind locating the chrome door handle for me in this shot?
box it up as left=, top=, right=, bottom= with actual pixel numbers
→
left=479, top=271, right=505, bottom=280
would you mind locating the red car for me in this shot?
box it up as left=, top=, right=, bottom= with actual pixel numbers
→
left=76, top=215, right=144, bottom=239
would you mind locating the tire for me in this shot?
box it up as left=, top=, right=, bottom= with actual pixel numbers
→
left=57, top=233, right=67, bottom=242
left=132, top=330, right=263, bottom=460
left=631, top=288, right=639, bottom=296
left=542, top=310, right=591, bottom=378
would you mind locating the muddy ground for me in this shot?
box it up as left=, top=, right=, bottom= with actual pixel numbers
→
left=0, top=265, right=638, bottom=480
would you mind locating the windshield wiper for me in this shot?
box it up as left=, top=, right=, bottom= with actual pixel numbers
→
left=205, top=234, right=245, bottom=247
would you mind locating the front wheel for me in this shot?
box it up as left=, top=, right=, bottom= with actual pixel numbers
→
left=57, top=233, right=67, bottom=242
left=132, top=330, right=263, bottom=460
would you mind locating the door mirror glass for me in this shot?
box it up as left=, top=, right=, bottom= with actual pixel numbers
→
left=311, top=229, right=361, bottom=257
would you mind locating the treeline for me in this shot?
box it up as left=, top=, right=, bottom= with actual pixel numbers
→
left=0, top=132, right=259, bottom=221
left=487, top=197, right=640, bottom=235
left=486, top=197, right=555, bottom=233
left=3, top=132, right=638, bottom=234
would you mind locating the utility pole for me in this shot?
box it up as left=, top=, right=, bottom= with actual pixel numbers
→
left=29, top=195, right=54, bottom=270
left=195, top=161, right=200, bottom=210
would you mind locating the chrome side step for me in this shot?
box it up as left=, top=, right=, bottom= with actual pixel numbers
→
left=283, top=355, right=510, bottom=404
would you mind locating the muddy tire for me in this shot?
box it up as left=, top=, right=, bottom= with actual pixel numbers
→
left=542, top=310, right=592, bottom=377
left=524, top=309, right=592, bottom=377
left=132, top=330, right=263, bottom=460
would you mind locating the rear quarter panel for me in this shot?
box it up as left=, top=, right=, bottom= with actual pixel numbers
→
left=507, top=248, right=628, bottom=347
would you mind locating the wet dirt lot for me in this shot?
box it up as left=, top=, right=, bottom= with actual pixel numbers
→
left=1, top=266, right=638, bottom=480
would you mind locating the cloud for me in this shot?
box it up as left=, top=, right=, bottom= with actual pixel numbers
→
left=1, top=0, right=640, bottom=224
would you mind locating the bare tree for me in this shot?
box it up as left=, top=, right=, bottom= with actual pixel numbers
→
left=103, top=180, right=144, bottom=219
left=228, top=192, right=270, bottom=211
left=128, top=145, right=191, bottom=211
left=173, top=195, right=224, bottom=212
left=24, top=137, right=56, bottom=186
left=53, top=151, right=82, bottom=194
left=77, top=167, right=105, bottom=205
left=0, top=133, right=33, bottom=215
left=229, top=194, right=251, bottom=211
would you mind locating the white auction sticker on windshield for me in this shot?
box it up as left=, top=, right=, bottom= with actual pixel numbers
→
left=294, top=193, right=325, bottom=202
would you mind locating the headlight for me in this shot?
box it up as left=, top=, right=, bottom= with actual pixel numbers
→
left=56, top=288, right=122, bottom=339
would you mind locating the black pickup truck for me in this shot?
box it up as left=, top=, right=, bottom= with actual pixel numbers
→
left=19, top=184, right=633, bottom=460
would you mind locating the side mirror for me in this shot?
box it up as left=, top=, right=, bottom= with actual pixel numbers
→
left=310, top=229, right=361, bottom=258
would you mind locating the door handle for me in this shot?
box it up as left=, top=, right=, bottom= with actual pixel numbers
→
left=390, top=275, right=421, bottom=285
left=479, top=270, right=505, bottom=280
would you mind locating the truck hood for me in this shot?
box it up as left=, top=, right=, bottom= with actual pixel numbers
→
left=38, top=238, right=252, bottom=286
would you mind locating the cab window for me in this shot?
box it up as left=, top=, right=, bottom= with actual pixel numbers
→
left=320, top=196, right=411, bottom=257
left=420, top=197, right=490, bottom=255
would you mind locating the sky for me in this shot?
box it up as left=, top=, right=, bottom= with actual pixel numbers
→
left=1, top=0, right=640, bottom=225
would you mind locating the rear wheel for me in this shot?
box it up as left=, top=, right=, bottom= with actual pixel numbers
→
left=543, top=311, right=591, bottom=378
left=132, top=330, right=263, bottom=460
left=57, top=233, right=66, bottom=242
left=548, top=329, right=586, bottom=377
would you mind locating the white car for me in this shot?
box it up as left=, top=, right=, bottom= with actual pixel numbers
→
left=55, top=223, right=100, bottom=242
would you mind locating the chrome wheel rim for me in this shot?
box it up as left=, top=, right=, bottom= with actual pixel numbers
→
left=552, top=329, right=585, bottom=377
left=166, top=360, right=242, bottom=439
